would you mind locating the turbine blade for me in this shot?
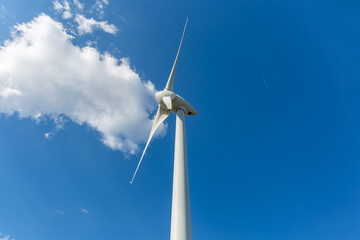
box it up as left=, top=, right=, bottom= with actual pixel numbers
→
left=164, top=17, right=188, bottom=91
left=163, top=96, right=172, bottom=110
left=130, top=106, right=171, bottom=184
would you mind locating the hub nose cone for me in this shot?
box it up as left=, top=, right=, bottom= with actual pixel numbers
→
left=155, top=91, right=162, bottom=104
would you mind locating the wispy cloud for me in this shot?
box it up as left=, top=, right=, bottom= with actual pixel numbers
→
left=0, top=14, right=158, bottom=153
left=92, top=0, right=109, bottom=18
left=0, top=5, right=7, bottom=21
left=75, top=14, right=117, bottom=35
left=52, top=0, right=117, bottom=35
left=44, top=115, right=67, bottom=140
left=0, top=87, right=22, bottom=97
left=79, top=207, right=89, bottom=214
left=0, top=232, right=14, bottom=240
left=55, top=209, right=66, bottom=215
left=263, top=77, right=271, bottom=96
left=73, top=0, right=84, bottom=10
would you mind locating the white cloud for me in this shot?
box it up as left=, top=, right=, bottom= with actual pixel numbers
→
left=79, top=207, right=89, bottom=214
left=53, top=0, right=72, bottom=19
left=75, top=14, right=117, bottom=35
left=0, top=14, right=159, bottom=153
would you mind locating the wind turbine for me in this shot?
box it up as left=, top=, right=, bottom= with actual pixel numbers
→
left=130, top=18, right=196, bottom=240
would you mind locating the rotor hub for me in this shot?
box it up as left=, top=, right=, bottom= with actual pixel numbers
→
left=155, top=90, right=197, bottom=116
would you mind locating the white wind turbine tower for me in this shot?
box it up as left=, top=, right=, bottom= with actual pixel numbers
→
left=130, top=18, right=196, bottom=240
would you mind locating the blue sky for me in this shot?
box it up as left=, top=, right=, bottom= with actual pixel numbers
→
left=0, top=0, right=359, bottom=239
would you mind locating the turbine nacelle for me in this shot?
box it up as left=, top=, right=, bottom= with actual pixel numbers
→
left=155, top=90, right=197, bottom=116
left=130, top=17, right=193, bottom=184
